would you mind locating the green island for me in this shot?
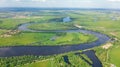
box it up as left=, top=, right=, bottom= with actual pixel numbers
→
left=0, top=9, right=120, bottom=67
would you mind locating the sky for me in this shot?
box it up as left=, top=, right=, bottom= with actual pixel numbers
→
left=0, top=0, right=120, bottom=8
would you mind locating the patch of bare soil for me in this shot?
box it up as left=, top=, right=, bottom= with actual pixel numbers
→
left=102, top=43, right=113, bottom=49
left=0, top=30, right=20, bottom=38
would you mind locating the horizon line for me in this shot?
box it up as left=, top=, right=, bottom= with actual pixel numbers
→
left=0, top=7, right=120, bottom=9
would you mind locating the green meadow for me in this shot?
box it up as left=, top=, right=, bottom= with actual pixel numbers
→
left=0, top=10, right=120, bottom=67
left=28, top=22, right=77, bottom=30
left=21, top=52, right=91, bottom=67
left=0, top=32, right=97, bottom=46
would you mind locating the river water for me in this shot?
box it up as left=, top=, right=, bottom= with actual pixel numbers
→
left=0, top=23, right=110, bottom=67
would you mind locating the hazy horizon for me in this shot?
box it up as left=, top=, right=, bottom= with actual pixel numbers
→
left=0, top=0, right=120, bottom=9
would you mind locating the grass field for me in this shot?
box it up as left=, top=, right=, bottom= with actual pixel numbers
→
left=0, top=32, right=97, bottom=46
left=21, top=52, right=91, bottom=67
left=21, top=59, right=55, bottom=67
left=63, top=10, right=120, bottom=67
left=0, top=19, right=29, bottom=29
left=28, top=22, right=77, bottom=30
left=110, top=45, right=120, bottom=67
left=0, top=29, right=8, bottom=35
left=79, top=15, right=120, bottom=67
left=81, top=21, right=120, bottom=67
left=0, top=10, right=120, bottom=67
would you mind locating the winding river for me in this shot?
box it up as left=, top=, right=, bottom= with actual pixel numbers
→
left=0, top=23, right=110, bottom=67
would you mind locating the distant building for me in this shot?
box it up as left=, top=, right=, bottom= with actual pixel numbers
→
left=63, top=17, right=71, bottom=22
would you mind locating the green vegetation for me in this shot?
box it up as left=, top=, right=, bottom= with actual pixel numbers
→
left=80, top=15, right=120, bottom=67
left=80, top=54, right=93, bottom=64
left=21, top=59, right=54, bottom=67
left=0, top=32, right=97, bottom=46
left=0, top=29, right=8, bottom=35
left=81, top=20, right=120, bottom=67
left=68, top=54, right=91, bottom=67
left=0, top=55, right=51, bottom=67
left=0, top=17, right=52, bottom=30
left=110, top=45, right=120, bottom=67
left=0, top=19, right=28, bottom=29
left=0, top=9, right=120, bottom=67
left=0, top=51, right=92, bottom=67
left=21, top=51, right=91, bottom=67
left=0, top=32, right=54, bottom=46
left=21, top=59, right=55, bottom=67
left=93, top=47, right=110, bottom=67
left=28, top=22, right=77, bottom=30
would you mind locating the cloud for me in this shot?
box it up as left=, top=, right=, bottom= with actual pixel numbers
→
left=15, top=0, right=20, bottom=2
left=31, top=0, right=46, bottom=2
left=14, top=0, right=47, bottom=2
left=0, top=0, right=6, bottom=2
left=108, top=0, right=120, bottom=2
left=81, top=0, right=93, bottom=2
left=65, top=0, right=93, bottom=2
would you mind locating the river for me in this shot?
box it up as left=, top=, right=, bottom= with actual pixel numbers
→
left=0, top=23, right=110, bottom=67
